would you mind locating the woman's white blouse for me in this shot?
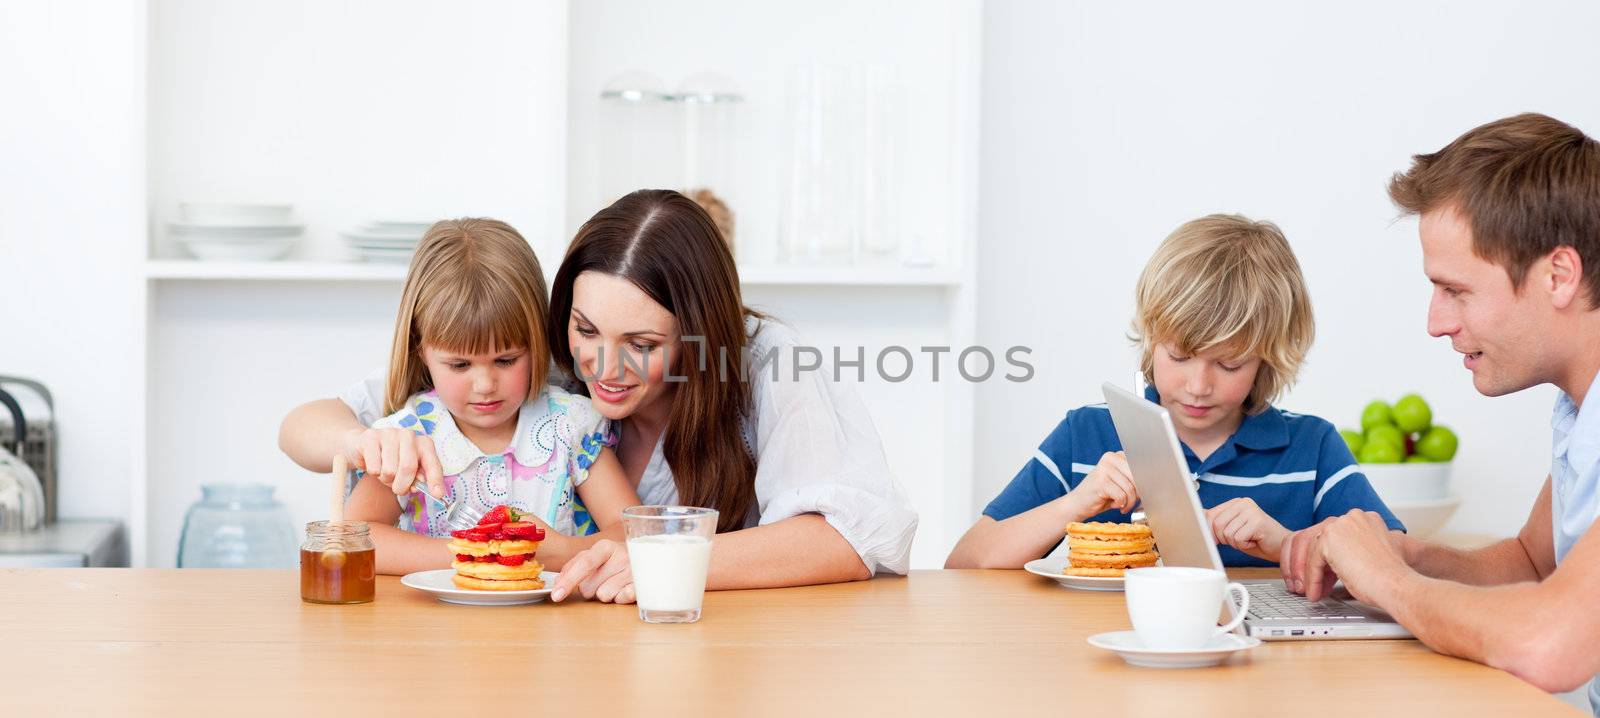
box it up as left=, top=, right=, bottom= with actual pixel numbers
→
left=338, top=319, right=919, bottom=575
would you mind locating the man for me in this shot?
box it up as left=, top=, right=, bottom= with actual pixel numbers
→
left=1282, top=113, right=1600, bottom=708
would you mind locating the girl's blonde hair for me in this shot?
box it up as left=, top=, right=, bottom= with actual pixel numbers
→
left=1130, top=214, right=1314, bottom=414
left=384, top=218, right=550, bottom=414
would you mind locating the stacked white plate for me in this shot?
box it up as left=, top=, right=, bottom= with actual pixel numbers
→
left=341, top=221, right=432, bottom=264
left=169, top=203, right=302, bottom=261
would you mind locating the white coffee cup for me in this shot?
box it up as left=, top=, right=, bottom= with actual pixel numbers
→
left=1124, top=567, right=1249, bottom=650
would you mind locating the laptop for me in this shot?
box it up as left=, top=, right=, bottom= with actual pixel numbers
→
left=1101, top=382, right=1413, bottom=641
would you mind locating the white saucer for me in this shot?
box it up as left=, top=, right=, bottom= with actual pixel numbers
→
left=400, top=569, right=558, bottom=606
left=1023, top=557, right=1124, bottom=591
left=1087, top=630, right=1260, bottom=668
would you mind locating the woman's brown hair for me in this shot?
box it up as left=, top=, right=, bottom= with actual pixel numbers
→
left=385, top=218, right=551, bottom=414
left=549, top=190, right=756, bottom=532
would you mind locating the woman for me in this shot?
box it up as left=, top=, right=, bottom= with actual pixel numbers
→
left=279, top=190, right=917, bottom=602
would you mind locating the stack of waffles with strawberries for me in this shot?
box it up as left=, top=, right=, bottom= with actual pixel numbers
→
left=447, top=505, right=547, bottom=590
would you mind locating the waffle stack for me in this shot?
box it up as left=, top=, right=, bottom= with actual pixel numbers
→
left=447, top=505, right=546, bottom=590
left=1063, top=521, right=1158, bottom=577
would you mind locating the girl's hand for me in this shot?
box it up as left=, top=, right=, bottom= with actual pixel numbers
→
left=342, top=427, right=446, bottom=499
left=1065, top=451, right=1138, bottom=518
left=550, top=539, right=635, bottom=604
left=1206, top=497, right=1290, bottom=559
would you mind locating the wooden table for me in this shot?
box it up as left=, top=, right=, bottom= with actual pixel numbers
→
left=0, top=568, right=1580, bottom=716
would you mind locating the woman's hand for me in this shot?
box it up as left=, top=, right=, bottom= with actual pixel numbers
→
left=342, top=427, right=445, bottom=498
left=1206, top=497, right=1290, bottom=560
left=1065, top=451, right=1139, bottom=518
left=550, top=539, right=635, bottom=604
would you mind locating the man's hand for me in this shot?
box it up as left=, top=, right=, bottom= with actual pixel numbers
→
left=1301, top=510, right=1410, bottom=603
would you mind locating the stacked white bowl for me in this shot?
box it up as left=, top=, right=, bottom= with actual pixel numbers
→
left=1360, top=463, right=1459, bottom=537
left=169, top=203, right=302, bottom=261
left=341, top=221, right=432, bottom=263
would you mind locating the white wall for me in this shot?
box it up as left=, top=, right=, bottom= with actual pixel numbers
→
left=0, top=2, right=147, bottom=524
left=976, top=0, right=1600, bottom=538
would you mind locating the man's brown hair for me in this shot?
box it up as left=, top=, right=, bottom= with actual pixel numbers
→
left=1388, top=112, right=1600, bottom=307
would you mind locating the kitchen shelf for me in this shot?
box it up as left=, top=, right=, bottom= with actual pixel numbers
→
left=737, top=264, right=962, bottom=287
left=144, top=259, right=964, bottom=288
left=144, top=260, right=408, bottom=281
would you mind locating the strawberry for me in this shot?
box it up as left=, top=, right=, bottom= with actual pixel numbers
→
left=454, top=554, right=473, bottom=562
left=460, top=528, right=491, bottom=542
left=474, top=554, right=495, bottom=562
left=501, top=522, right=545, bottom=540
left=476, top=505, right=508, bottom=524
left=449, top=529, right=471, bottom=540
left=495, top=553, right=527, bottom=567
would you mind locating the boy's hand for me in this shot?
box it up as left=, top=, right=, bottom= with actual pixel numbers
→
left=344, top=427, right=446, bottom=499
left=1065, top=451, right=1138, bottom=518
left=1206, top=497, right=1290, bottom=560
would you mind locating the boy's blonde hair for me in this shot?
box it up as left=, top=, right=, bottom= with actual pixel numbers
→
left=384, top=218, right=550, bottom=414
left=1131, top=214, right=1314, bottom=414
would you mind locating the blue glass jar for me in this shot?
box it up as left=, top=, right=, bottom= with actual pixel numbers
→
left=176, top=484, right=297, bottom=568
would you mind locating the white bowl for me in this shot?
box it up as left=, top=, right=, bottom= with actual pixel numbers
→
left=1361, top=461, right=1451, bottom=503
left=170, top=222, right=303, bottom=239
left=180, top=237, right=295, bottom=261
left=179, top=202, right=293, bottom=224
left=1387, top=496, right=1461, bottom=538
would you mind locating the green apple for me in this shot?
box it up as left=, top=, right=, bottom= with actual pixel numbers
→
left=1415, top=425, right=1459, bottom=462
left=1365, top=424, right=1405, bottom=452
left=1361, top=400, right=1395, bottom=433
left=1359, top=440, right=1404, bottom=463
left=1393, top=394, right=1432, bottom=433
left=1339, top=428, right=1365, bottom=456
left=1405, top=455, right=1432, bottom=463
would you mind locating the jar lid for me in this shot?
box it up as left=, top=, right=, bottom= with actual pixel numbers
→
left=600, top=70, right=673, bottom=103
left=677, top=72, right=744, bottom=104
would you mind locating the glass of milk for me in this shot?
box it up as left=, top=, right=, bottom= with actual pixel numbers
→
left=622, top=505, right=718, bottom=623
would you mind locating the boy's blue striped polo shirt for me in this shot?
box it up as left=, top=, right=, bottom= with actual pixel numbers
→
left=984, top=386, right=1405, bottom=567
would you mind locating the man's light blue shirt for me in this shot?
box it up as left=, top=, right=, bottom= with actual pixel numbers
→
left=1550, top=368, right=1600, bottom=713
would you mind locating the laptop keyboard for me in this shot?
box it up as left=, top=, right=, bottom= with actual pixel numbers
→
left=1246, top=583, right=1368, bottom=620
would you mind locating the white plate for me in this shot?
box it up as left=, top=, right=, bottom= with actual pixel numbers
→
left=344, top=229, right=426, bottom=241
left=400, top=569, right=558, bottom=606
left=1024, top=556, right=1124, bottom=591
left=364, top=220, right=435, bottom=232
left=1088, top=630, right=1260, bottom=668
left=343, top=238, right=420, bottom=249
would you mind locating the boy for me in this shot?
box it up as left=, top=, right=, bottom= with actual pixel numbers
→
left=946, top=214, right=1403, bottom=569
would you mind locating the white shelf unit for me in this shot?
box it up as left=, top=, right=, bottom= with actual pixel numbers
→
left=131, top=0, right=982, bottom=571
left=144, top=259, right=963, bottom=288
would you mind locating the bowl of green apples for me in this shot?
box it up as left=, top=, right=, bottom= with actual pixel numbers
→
left=1341, top=394, right=1460, bottom=535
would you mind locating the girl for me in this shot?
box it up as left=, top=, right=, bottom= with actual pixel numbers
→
left=343, top=218, right=641, bottom=576
left=281, top=193, right=916, bottom=599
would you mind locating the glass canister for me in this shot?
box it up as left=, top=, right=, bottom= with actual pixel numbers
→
left=597, top=70, right=683, bottom=212
left=678, top=72, right=744, bottom=256
left=300, top=520, right=375, bottom=604
left=176, top=483, right=297, bottom=568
